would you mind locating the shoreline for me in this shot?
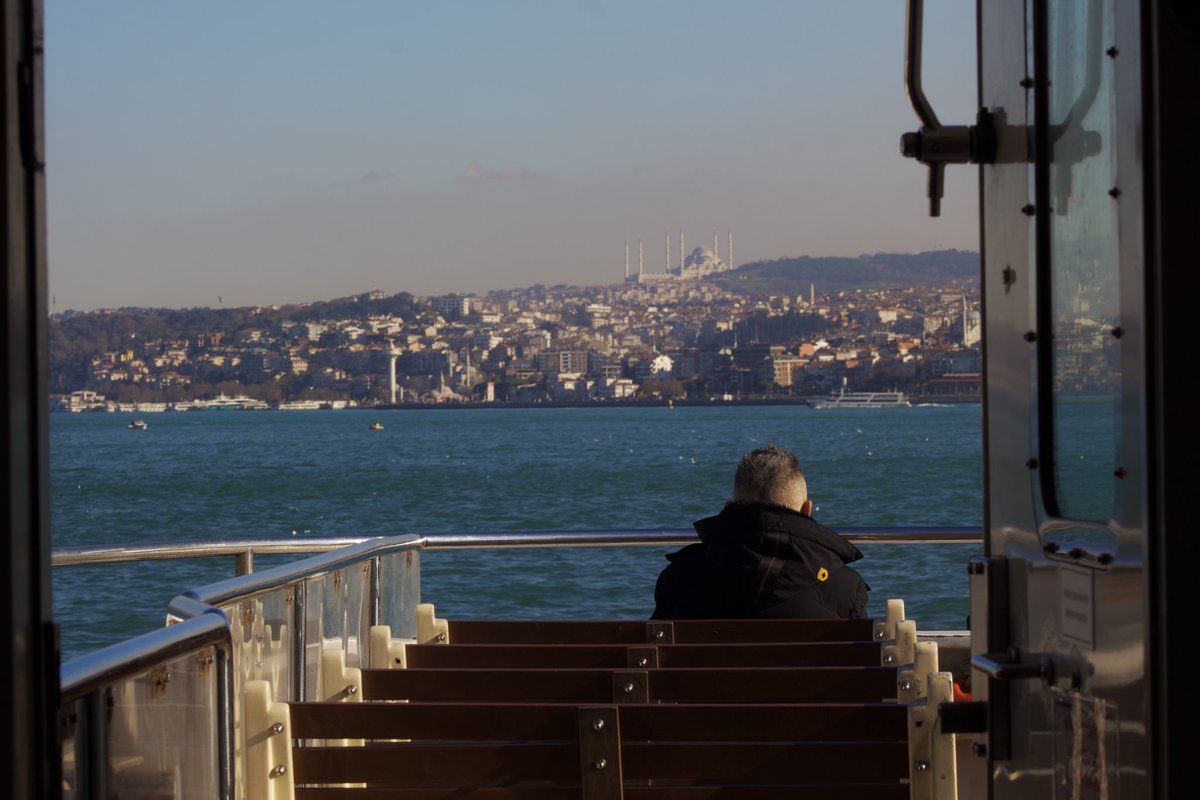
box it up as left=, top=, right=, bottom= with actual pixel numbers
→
left=54, top=395, right=983, bottom=413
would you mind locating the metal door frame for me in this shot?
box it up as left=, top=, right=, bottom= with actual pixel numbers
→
left=975, top=0, right=1153, bottom=796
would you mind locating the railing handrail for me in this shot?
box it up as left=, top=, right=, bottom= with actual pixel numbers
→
left=173, top=534, right=424, bottom=612
left=53, top=525, right=984, bottom=568
left=60, top=609, right=231, bottom=700
left=60, top=609, right=236, bottom=799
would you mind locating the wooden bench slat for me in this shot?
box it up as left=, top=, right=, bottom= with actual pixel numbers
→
left=296, top=789, right=579, bottom=800
left=622, top=785, right=911, bottom=800
left=293, top=742, right=579, bottom=785
left=293, top=741, right=908, bottom=788
left=621, top=741, right=909, bottom=783
left=618, top=703, right=906, bottom=742
left=295, top=784, right=911, bottom=800
left=289, top=701, right=907, bottom=742
left=444, top=619, right=875, bottom=645
left=362, top=667, right=898, bottom=704
left=403, top=641, right=881, bottom=669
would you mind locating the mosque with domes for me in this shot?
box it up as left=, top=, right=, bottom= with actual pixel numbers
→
left=623, top=231, right=734, bottom=284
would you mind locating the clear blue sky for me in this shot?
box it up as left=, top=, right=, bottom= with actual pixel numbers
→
left=46, top=1, right=977, bottom=311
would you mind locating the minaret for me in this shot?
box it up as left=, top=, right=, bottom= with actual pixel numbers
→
left=810, top=282, right=815, bottom=306
left=679, top=230, right=685, bottom=270
left=625, top=241, right=630, bottom=279
left=713, top=231, right=718, bottom=262
left=665, top=232, right=670, bottom=272
left=962, top=293, right=969, bottom=346
left=728, top=231, right=733, bottom=270
left=638, top=241, right=643, bottom=277
left=388, top=339, right=401, bottom=404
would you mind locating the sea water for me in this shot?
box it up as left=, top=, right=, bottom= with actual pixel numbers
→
left=51, top=404, right=983, bottom=660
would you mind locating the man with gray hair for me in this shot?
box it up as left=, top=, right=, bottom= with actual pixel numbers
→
left=652, top=445, right=868, bottom=619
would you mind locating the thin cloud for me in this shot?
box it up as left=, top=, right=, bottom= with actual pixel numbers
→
left=456, top=161, right=548, bottom=184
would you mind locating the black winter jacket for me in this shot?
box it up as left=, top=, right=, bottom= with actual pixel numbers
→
left=651, top=503, right=869, bottom=619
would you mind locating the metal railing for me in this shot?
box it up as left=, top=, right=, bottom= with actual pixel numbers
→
left=57, top=525, right=982, bottom=800
left=52, top=526, right=983, bottom=575
left=60, top=610, right=235, bottom=799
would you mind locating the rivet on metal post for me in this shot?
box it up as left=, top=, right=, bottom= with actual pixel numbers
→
left=594, top=758, right=608, bottom=770
left=637, top=657, right=649, bottom=667
left=269, top=766, right=287, bottom=779
left=655, top=630, right=665, bottom=640
left=270, top=722, right=284, bottom=735
left=915, top=760, right=930, bottom=772
left=900, top=680, right=913, bottom=692
left=623, top=682, right=635, bottom=693
left=884, top=654, right=896, bottom=665
left=592, top=718, right=605, bottom=731
left=345, top=684, right=358, bottom=695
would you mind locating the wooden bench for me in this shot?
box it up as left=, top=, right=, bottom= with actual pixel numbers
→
left=361, top=666, right=899, bottom=704
left=245, top=603, right=958, bottom=799
left=435, top=618, right=877, bottom=644
left=289, top=701, right=910, bottom=799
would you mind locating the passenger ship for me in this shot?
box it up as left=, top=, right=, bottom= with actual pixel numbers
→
left=809, top=390, right=912, bottom=409
left=3, top=0, right=1195, bottom=798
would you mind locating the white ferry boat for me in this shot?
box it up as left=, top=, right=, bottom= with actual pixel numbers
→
left=4, top=1, right=1194, bottom=797
left=276, top=400, right=323, bottom=411
left=810, top=389, right=912, bottom=409
left=193, top=394, right=270, bottom=411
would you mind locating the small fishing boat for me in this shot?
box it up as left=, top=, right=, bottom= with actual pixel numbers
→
left=128, top=419, right=149, bottom=430
left=369, top=422, right=384, bottom=430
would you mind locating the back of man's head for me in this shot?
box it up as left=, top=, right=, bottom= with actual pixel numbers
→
left=732, top=445, right=809, bottom=512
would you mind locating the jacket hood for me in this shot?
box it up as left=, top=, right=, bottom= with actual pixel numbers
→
left=692, top=502, right=864, bottom=565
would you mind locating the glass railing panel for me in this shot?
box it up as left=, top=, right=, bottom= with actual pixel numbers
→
left=326, top=562, right=369, bottom=669
left=302, top=572, right=325, bottom=700
left=378, top=549, right=420, bottom=640
left=301, top=563, right=371, bottom=700
left=105, top=646, right=221, bottom=800
left=219, top=586, right=294, bottom=800
left=221, top=586, right=294, bottom=704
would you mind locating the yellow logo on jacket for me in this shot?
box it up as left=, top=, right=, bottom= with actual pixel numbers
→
left=817, top=567, right=829, bottom=582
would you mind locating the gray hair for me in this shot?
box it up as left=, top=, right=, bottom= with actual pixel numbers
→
left=732, top=445, right=808, bottom=509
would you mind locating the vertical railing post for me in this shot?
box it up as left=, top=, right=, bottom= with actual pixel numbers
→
left=215, top=640, right=235, bottom=800
left=291, top=582, right=306, bottom=702
left=234, top=549, right=254, bottom=576
left=85, top=689, right=108, bottom=799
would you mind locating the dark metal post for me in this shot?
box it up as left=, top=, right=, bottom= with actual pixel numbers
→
left=1, top=0, right=57, bottom=795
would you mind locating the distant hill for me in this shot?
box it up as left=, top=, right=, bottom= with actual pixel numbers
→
left=712, top=249, right=979, bottom=296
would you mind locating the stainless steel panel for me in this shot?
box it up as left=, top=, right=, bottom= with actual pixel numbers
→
left=979, top=0, right=1150, bottom=796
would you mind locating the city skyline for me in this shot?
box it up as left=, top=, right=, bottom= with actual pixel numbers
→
left=46, top=2, right=978, bottom=312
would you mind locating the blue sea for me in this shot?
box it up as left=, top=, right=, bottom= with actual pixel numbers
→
left=50, top=405, right=983, bottom=660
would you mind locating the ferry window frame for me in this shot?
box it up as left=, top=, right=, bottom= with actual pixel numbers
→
left=1031, top=0, right=1121, bottom=544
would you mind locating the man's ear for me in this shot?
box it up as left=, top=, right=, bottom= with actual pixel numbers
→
left=800, top=499, right=813, bottom=517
